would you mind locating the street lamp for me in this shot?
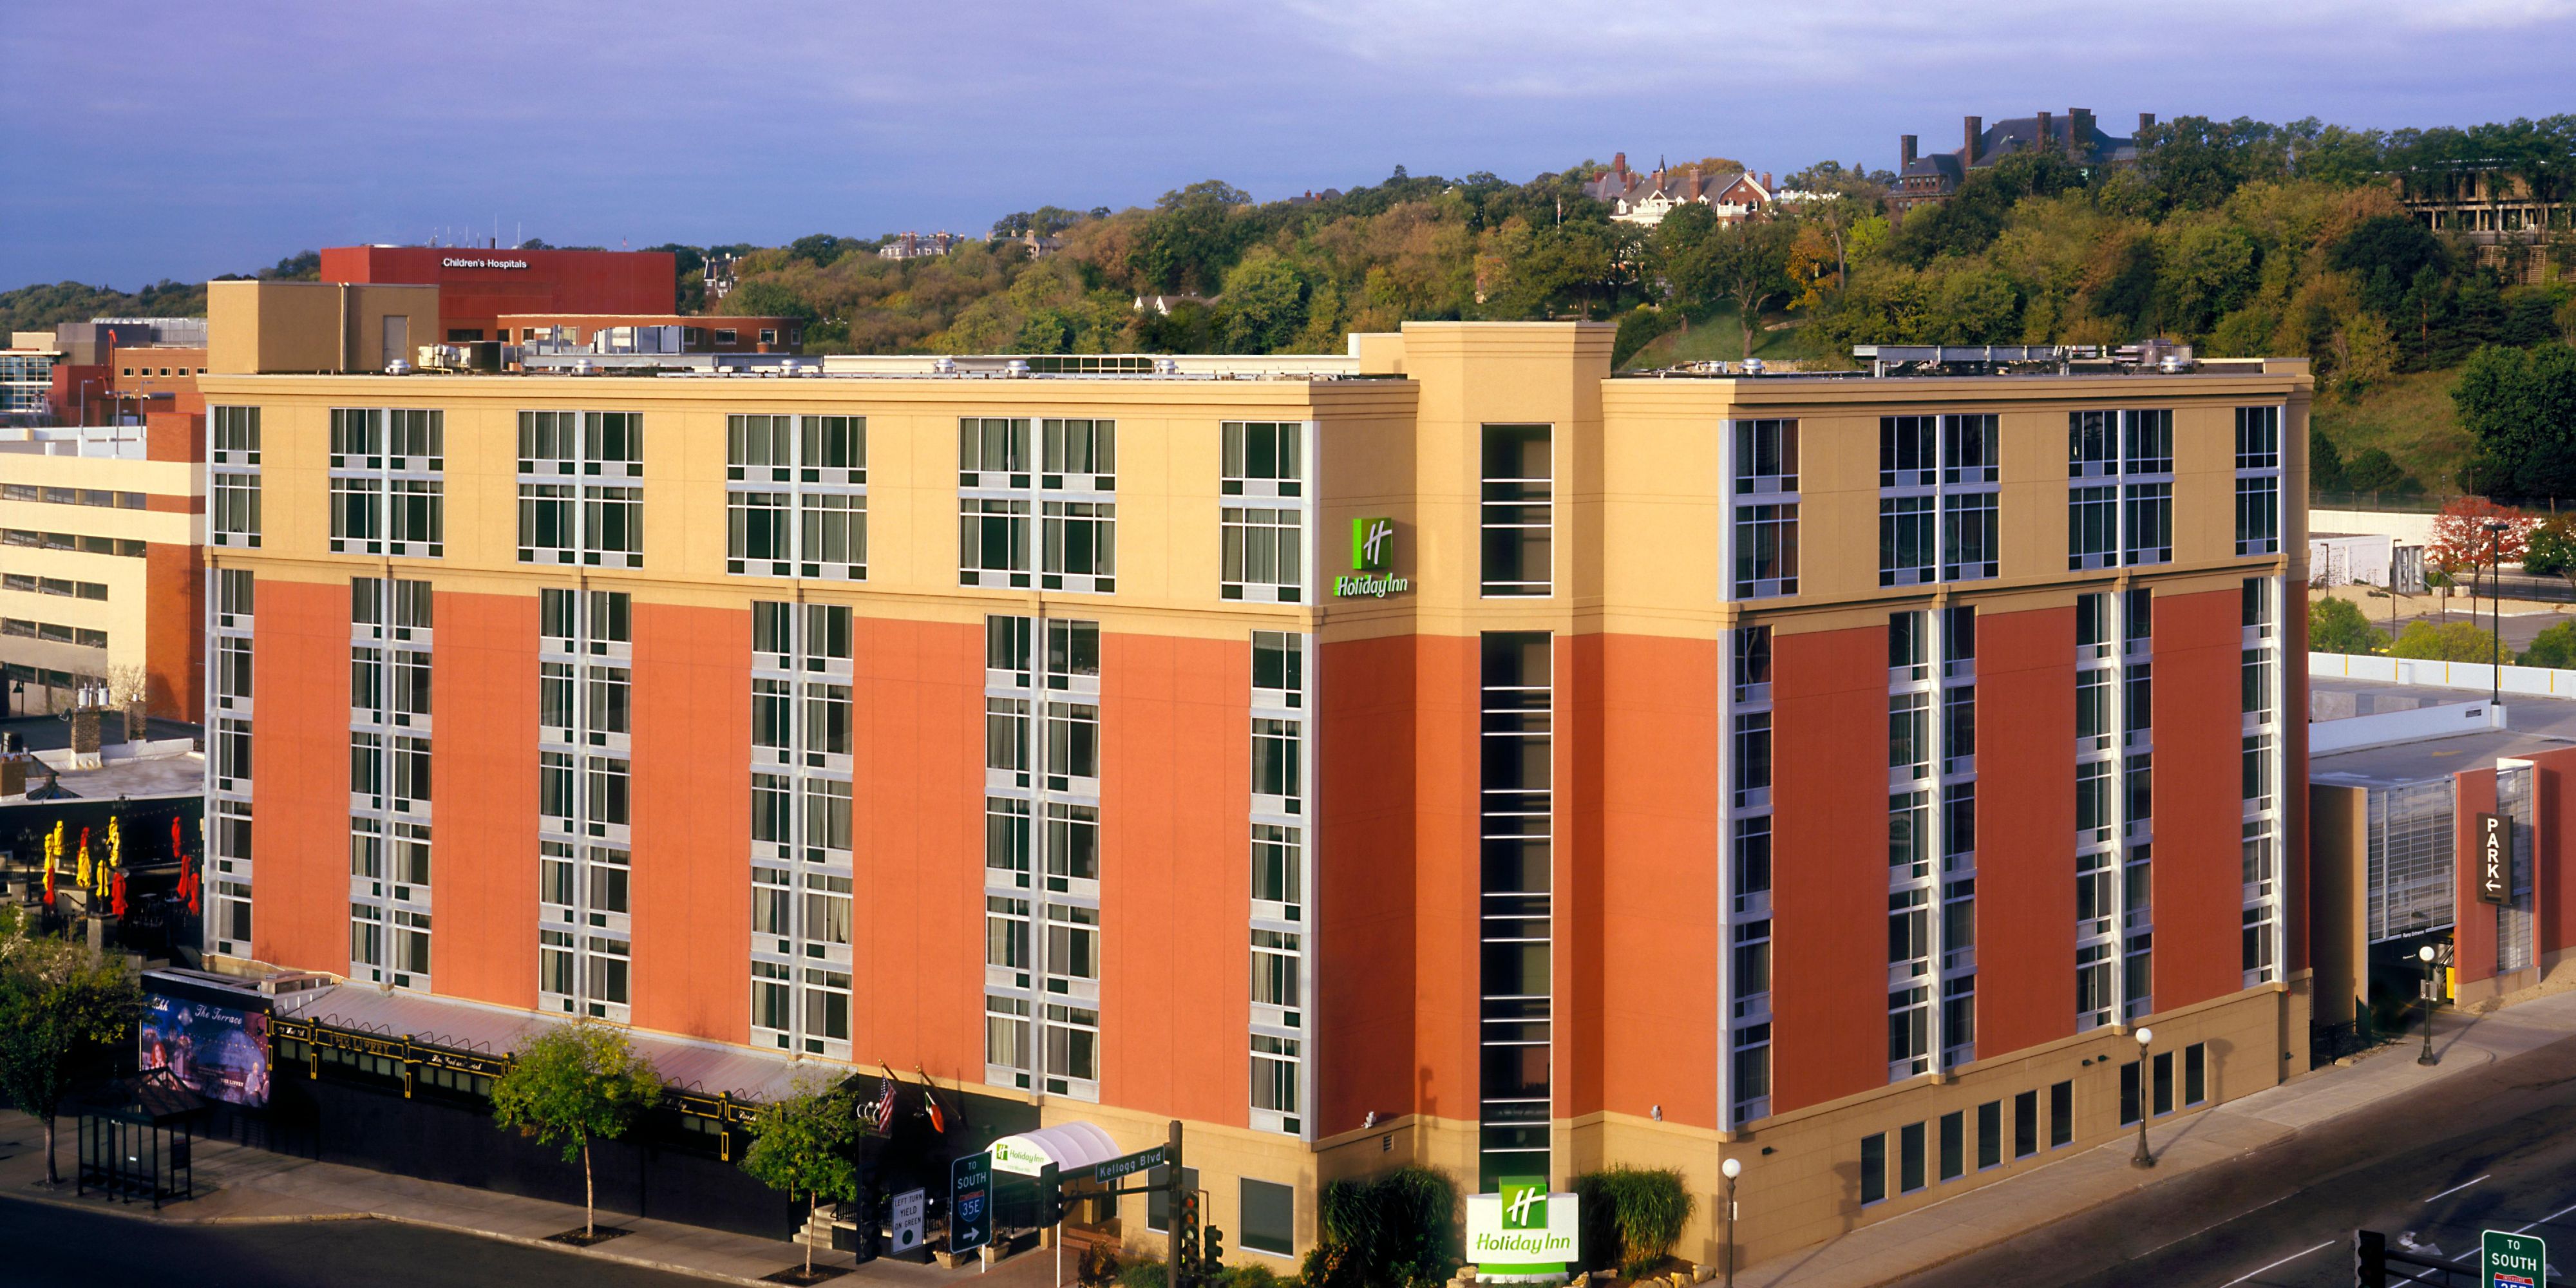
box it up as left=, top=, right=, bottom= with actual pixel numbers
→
left=2486, top=521, right=2508, bottom=707
left=1720, top=1156, right=1743, bottom=1288
left=2130, top=1027, right=2156, bottom=1169
left=2418, top=943, right=2443, bottom=1066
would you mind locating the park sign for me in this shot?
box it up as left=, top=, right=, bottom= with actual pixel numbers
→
left=2485, top=1229, right=2546, bottom=1288
left=1336, top=517, right=1411, bottom=599
left=1466, top=1179, right=1579, bottom=1279
left=2478, top=813, right=2510, bottom=906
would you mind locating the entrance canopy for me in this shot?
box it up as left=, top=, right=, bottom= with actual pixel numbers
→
left=988, top=1121, right=1121, bottom=1177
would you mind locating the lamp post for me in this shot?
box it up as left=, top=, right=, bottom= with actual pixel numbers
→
left=2417, top=943, right=2441, bottom=1066
left=2486, top=521, right=2508, bottom=707
left=1720, top=1156, right=1743, bottom=1288
left=2129, top=1027, right=2155, bottom=1169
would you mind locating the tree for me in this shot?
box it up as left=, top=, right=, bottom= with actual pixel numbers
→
left=1663, top=214, right=1794, bottom=359
left=2523, top=620, right=2576, bottom=668
left=2390, top=619, right=2502, bottom=663
left=491, top=1023, right=662, bottom=1239
left=2456, top=343, right=2576, bottom=500
left=0, top=924, right=140, bottom=1185
left=2308, top=596, right=2385, bottom=656
left=741, top=1080, right=862, bottom=1278
left=2427, top=495, right=2535, bottom=580
left=2341, top=448, right=2416, bottom=496
left=2524, top=514, right=2576, bottom=579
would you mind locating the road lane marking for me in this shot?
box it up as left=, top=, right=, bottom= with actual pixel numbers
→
left=2426, top=1175, right=2492, bottom=1202
left=2455, top=1200, right=2576, bottom=1260
left=2221, top=1240, right=2334, bottom=1286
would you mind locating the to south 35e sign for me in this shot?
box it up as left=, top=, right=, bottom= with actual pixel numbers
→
left=2477, top=811, right=2510, bottom=907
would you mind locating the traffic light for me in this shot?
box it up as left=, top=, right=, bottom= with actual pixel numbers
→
left=2353, top=1229, right=2386, bottom=1288
left=1203, top=1225, right=1225, bottom=1271
left=1177, top=1191, right=1202, bottom=1267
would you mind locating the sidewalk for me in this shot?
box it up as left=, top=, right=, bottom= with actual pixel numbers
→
left=1734, top=985, right=2576, bottom=1287
left=0, top=1110, right=1059, bottom=1288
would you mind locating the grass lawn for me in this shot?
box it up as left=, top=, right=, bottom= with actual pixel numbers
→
left=2310, top=367, right=2468, bottom=495
left=1620, top=304, right=1808, bottom=368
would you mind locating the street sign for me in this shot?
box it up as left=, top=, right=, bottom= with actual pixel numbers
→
left=2485, top=1229, right=2546, bottom=1288
left=891, top=1188, right=925, bottom=1255
left=2479, top=813, right=2510, bottom=905
left=1090, top=1144, right=1169, bottom=1185
left=951, top=1153, right=992, bottom=1255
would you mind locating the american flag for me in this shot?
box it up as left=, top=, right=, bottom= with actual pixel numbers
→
left=869, top=1072, right=898, bottom=1133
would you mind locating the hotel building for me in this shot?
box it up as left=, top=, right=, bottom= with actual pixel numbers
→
left=196, top=323, right=2309, bottom=1264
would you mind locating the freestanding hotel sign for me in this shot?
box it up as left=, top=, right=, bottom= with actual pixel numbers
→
left=1467, top=1179, right=1580, bottom=1280
left=1336, top=516, right=1412, bottom=598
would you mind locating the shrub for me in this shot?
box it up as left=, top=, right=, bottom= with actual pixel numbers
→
left=1571, top=1167, right=1695, bottom=1278
left=2522, top=620, right=2576, bottom=669
left=2341, top=448, right=2418, bottom=496
left=2308, top=596, right=2385, bottom=656
left=1303, top=1165, right=1461, bottom=1288
left=2389, top=619, right=2501, bottom=663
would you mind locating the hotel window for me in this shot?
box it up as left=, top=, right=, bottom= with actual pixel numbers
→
left=1223, top=421, right=1303, bottom=497
left=1041, top=501, right=1115, bottom=592
left=1478, top=630, right=1553, bottom=1188
left=1253, top=718, right=1301, bottom=808
left=1253, top=824, right=1302, bottom=915
left=351, top=904, right=383, bottom=969
left=1042, top=418, right=1114, bottom=488
left=329, top=477, right=383, bottom=554
left=2235, top=477, right=2279, bottom=556
left=987, top=798, right=1032, bottom=889
left=1861, top=1133, right=1888, bottom=1205
left=543, top=842, right=577, bottom=909
left=1046, top=702, right=1101, bottom=784
left=2069, top=411, right=2117, bottom=478
left=752, top=961, right=792, bottom=1034
left=961, top=416, right=1030, bottom=484
left=588, top=757, right=630, bottom=829
left=1734, top=503, right=1799, bottom=598
left=988, top=896, right=1032, bottom=971
left=1879, top=495, right=1936, bottom=587
left=1044, top=803, right=1100, bottom=891
left=1942, top=491, right=1998, bottom=581
left=518, top=412, right=644, bottom=568
left=387, top=480, right=443, bottom=556
left=2123, top=484, right=2173, bottom=565
left=1251, top=1035, right=1301, bottom=1128
left=212, top=459, right=260, bottom=548
left=1736, top=417, right=1798, bottom=493
left=584, top=488, right=644, bottom=565
left=1251, top=929, right=1301, bottom=1009
left=2069, top=486, right=2117, bottom=569
left=212, top=406, right=260, bottom=466
left=803, top=873, right=853, bottom=947
left=728, top=491, right=791, bottom=574
left=393, top=909, right=431, bottom=978
left=961, top=498, right=1032, bottom=586
left=804, top=779, right=852, bottom=858
left=1045, top=1003, right=1099, bottom=1089
left=1732, top=712, right=1771, bottom=810
left=214, top=635, right=253, bottom=708
left=986, top=996, right=1032, bottom=1079
left=589, top=937, right=632, bottom=1014
left=1223, top=507, right=1304, bottom=602
left=1480, top=423, right=1552, bottom=597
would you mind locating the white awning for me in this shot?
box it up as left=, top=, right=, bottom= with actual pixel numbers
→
left=988, top=1122, right=1122, bottom=1177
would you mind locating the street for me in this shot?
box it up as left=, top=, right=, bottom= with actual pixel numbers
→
left=0, top=1197, right=715, bottom=1288
left=1902, top=1026, right=2576, bottom=1287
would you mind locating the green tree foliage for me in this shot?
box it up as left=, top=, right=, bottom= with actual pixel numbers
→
left=2521, top=620, right=2576, bottom=668
left=740, top=1080, right=861, bottom=1276
left=2308, top=596, right=2386, bottom=655
left=721, top=279, right=819, bottom=323
left=1302, top=1165, right=1459, bottom=1288
left=2389, top=618, right=2502, bottom=662
left=0, top=922, right=140, bottom=1185
left=2341, top=447, right=2418, bottom=495
left=2309, top=426, right=2349, bottom=491
left=1570, top=1167, right=1695, bottom=1277
left=491, top=1023, right=661, bottom=1238
left=2456, top=343, right=2576, bottom=499
left=2524, top=515, right=2576, bottom=578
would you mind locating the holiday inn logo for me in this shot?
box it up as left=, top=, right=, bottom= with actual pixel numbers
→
left=1336, top=517, right=1411, bottom=598
left=1468, top=1178, right=1578, bottom=1273
left=1351, top=516, right=1394, bottom=571
left=1501, top=1180, right=1546, bottom=1229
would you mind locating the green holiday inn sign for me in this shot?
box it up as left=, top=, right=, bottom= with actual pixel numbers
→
left=1336, top=516, right=1412, bottom=599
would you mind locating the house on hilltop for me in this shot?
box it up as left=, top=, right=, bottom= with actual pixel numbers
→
left=1584, top=153, right=1776, bottom=227
left=1892, top=109, right=2149, bottom=220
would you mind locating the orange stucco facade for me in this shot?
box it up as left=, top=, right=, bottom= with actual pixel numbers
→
left=198, top=323, right=2310, bottom=1264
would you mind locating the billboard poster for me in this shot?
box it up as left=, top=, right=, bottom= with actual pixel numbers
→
left=139, top=991, right=272, bottom=1107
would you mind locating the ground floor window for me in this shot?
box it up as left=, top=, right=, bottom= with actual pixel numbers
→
left=1240, top=1178, right=1294, bottom=1256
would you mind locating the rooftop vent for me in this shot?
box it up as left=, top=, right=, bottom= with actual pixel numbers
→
left=933, top=356, right=957, bottom=374
left=1003, top=359, right=1030, bottom=379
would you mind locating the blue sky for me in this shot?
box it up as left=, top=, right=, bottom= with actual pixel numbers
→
left=3, top=0, right=2571, bottom=288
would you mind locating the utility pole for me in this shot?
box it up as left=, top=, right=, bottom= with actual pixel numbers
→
left=1166, top=1119, right=1183, bottom=1288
